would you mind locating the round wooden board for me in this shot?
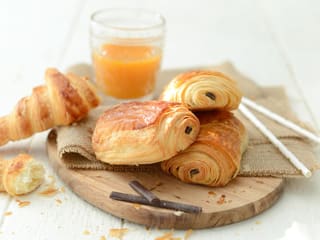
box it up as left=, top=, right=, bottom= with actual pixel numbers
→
left=46, top=131, right=284, bottom=229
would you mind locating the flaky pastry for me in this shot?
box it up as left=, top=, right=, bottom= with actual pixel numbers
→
left=92, top=101, right=200, bottom=165
left=0, top=68, right=100, bottom=146
left=1, top=154, right=45, bottom=196
left=161, top=111, right=248, bottom=187
left=0, top=159, right=9, bottom=192
left=159, top=71, right=242, bottom=111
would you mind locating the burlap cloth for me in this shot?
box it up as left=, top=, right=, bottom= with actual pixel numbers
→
left=55, top=62, right=320, bottom=177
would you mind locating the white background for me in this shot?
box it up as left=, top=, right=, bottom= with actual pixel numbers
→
left=0, top=0, right=319, bottom=239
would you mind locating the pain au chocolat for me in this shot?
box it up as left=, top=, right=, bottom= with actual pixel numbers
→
left=92, top=101, right=200, bottom=165
left=161, top=111, right=248, bottom=187
left=159, top=71, right=242, bottom=111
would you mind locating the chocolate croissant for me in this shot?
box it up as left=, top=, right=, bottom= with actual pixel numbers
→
left=92, top=101, right=200, bottom=165
left=159, top=71, right=242, bottom=111
left=0, top=154, right=45, bottom=196
left=0, top=68, right=100, bottom=146
left=161, top=111, right=248, bottom=187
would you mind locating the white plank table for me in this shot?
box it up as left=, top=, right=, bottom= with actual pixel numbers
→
left=1, top=0, right=319, bottom=239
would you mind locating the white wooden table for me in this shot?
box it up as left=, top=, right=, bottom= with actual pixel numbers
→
left=1, top=0, right=320, bottom=239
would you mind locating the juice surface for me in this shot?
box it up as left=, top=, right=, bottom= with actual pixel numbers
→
left=93, top=44, right=161, bottom=99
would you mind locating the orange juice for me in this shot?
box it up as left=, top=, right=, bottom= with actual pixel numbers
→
left=92, top=44, right=161, bottom=99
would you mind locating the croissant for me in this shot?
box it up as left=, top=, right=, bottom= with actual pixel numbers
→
left=92, top=101, right=200, bottom=165
left=0, top=159, right=9, bottom=192
left=161, top=111, right=248, bottom=187
left=0, top=68, right=100, bottom=146
left=159, top=71, right=242, bottom=111
left=0, top=154, right=45, bottom=196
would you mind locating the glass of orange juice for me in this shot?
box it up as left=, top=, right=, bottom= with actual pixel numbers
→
left=90, top=8, right=165, bottom=103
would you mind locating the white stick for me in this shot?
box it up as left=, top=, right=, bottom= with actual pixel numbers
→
left=242, top=97, right=320, bottom=144
left=239, top=104, right=312, bottom=178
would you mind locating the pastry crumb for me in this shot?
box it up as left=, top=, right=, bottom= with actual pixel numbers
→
left=60, top=186, right=66, bottom=193
left=132, top=203, right=141, bottom=210
left=184, top=229, right=193, bottom=240
left=216, top=194, right=226, bottom=205
left=38, top=175, right=59, bottom=197
left=155, top=231, right=173, bottom=240
left=4, top=211, right=12, bottom=216
left=83, top=230, right=90, bottom=235
left=255, top=220, right=261, bottom=224
left=155, top=231, right=181, bottom=240
left=38, top=187, right=59, bottom=196
left=100, top=236, right=106, bottom=240
left=16, top=200, right=31, bottom=208
left=55, top=199, right=62, bottom=204
left=109, top=228, right=128, bottom=239
left=208, top=191, right=216, bottom=196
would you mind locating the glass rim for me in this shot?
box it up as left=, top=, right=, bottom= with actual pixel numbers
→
left=90, top=8, right=166, bottom=32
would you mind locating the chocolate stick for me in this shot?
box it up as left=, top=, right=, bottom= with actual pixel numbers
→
left=129, top=180, right=160, bottom=204
left=110, top=191, right=202, bottom=214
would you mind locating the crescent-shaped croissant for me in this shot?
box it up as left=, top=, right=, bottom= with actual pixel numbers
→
left=159, top=71, right=242, bottom=111
left=161, top=111, right=248, bottom=187
left=92, top=101, right=200, bottom=165
left=0, top=68, right=100, bottom=146
left=0, top=154, right=45, bottom=196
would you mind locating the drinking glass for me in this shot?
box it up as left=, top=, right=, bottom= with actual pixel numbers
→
left=90, top=8, right=165, bottom=103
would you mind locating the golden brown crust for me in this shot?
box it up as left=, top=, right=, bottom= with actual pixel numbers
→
left=175, top=71, right=233, bottom=86
left=2, top=154, right=45, bottom=196
left=97, top=101, right=179, bottom=131
left=92, top=101, right=200, bottom=165
left=0, top=68, right=100, bottom=146
left=161, top=111, right=248, bottom=187
left=0, top=159, right=9, bottom=192
left=46, top=69, right=90, bottom=124
left=32, top=86, right=54, bottom=131
left=159, top=70, right=242, bottom=111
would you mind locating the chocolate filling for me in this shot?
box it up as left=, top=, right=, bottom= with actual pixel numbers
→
left=205, top=92, right=216, bottom=100
left=185, top=126, right=193, bottom=134
left=190, top=168, right=200, bottom=177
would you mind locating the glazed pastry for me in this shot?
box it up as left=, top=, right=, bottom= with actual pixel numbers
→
left=159, top=71, right=242, bottom=111
left=1, top=154, right=45, bottom=196
left=161, top=111, right=248, bottom=187
left=92, top=101, right=200, bottom=165
left=0, top=68, right=100, bottom=146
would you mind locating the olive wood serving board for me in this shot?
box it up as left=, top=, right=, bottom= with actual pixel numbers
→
left=46, top=131, right=284, bottom=229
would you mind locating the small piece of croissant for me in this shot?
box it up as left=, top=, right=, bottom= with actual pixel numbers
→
left=0, top=154, right=45, bottom=196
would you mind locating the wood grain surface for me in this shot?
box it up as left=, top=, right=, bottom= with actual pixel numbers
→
left=46, top=130, right=284, bottom=229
